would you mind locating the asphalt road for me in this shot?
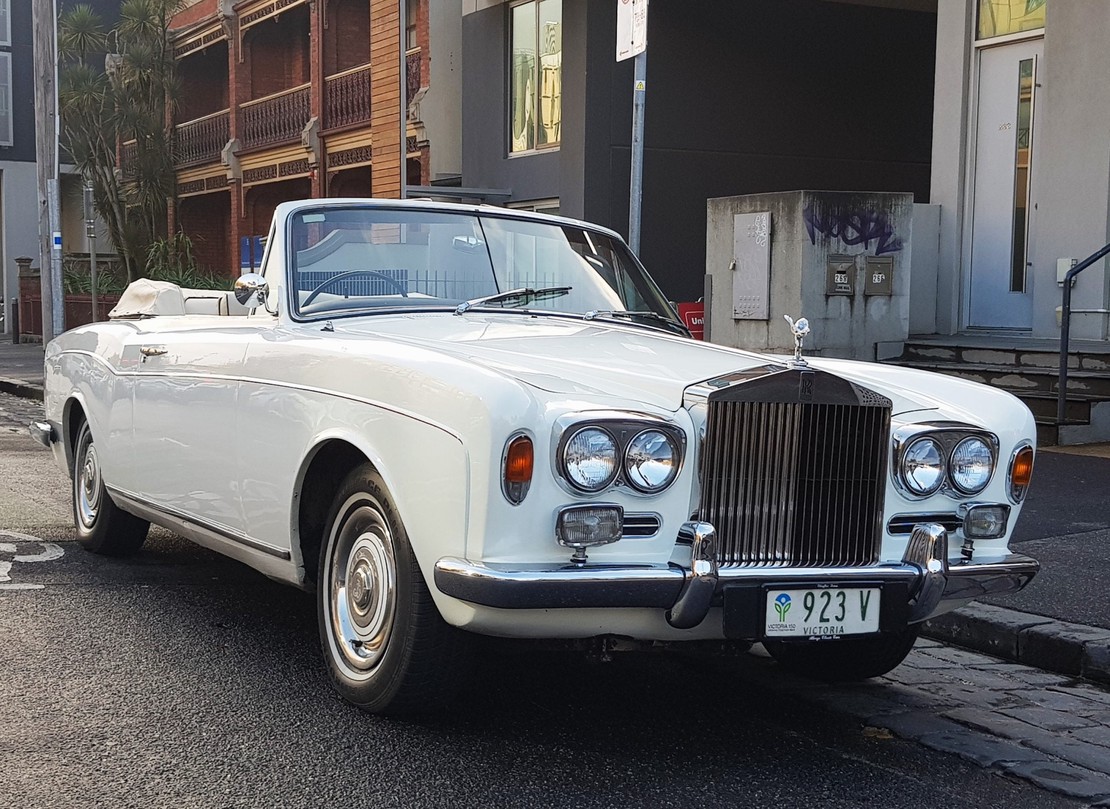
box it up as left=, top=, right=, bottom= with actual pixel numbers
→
left=985, top=449, right=1110, bottom=627
left=0, top=430, right=1096, bottom=808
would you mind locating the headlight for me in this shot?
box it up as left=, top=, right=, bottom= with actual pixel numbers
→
left=900, top=437, right=944, bottom=496
left=949, top=436, right=994, bottom=494
left=624, top=429, right=679, bottom=492
left=563, top=427, right=618, bottom=492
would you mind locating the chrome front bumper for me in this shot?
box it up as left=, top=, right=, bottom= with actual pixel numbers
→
left=29, top=420, right=56, bottom=448
left=433, top=522, right=1039, bottom=632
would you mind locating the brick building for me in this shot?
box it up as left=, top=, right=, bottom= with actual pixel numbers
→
left=164, top=0, right=457, bottom=277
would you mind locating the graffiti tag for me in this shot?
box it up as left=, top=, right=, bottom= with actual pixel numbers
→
left=803, top=202, right=904, bottom=255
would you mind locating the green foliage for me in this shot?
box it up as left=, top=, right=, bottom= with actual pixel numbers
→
left=57, top=0, right=185, bottom=283
left=145, top=233, right=230, bottom=290
left=62, top=255, right=127, bottom=295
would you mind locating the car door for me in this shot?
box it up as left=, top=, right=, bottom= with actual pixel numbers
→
left=127, top=323, right=251, bottom=535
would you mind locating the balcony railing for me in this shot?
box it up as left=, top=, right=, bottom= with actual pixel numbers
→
left=120, top=139, right=137, bottom=180
left=325, top=64, right=371, bottom=130
left=406, top=47, right=422, bottom=107
left=240, top=83, right=311, bottom=149
left=174, top=109, right=230, bottom=166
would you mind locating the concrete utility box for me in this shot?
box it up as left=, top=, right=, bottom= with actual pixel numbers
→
left=705, top=190, right=914, bottom=360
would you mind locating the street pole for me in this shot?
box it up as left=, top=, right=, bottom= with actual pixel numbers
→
left=32, top=0, right=60, bottom=342
left=84, top=183, right=98, bottom=322
left=628, top=50, right=647, bottom=256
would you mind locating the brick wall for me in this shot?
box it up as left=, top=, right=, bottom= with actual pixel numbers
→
left=248, top=7, right=311, bottom=98
left=247, top=179, right=312, bottom=237
left=178, top=192, right=233, bottom=276
left=177, top=43, right=230, bottom=122
left=325, top=0, right=371, bottom=76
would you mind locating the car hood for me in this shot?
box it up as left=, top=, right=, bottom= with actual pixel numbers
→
left=333, top=314, right=953, bottom=417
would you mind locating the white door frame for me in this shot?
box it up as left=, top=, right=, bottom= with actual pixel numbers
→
left=960, top=29, right=1045, bottom=332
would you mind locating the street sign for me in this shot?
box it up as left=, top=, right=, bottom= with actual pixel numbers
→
left=616, top=0, right=648, bottom=62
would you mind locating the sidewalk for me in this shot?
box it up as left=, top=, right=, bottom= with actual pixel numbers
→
left=0, top=341, right=45, bottom=401
left=1, top=338, right=1107, bottom=681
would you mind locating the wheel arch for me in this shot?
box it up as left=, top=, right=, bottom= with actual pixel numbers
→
left=61, top=393, right=91, bottom=476
left=293, top=436, right=372, bottom=590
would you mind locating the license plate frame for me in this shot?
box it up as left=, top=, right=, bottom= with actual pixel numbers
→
left=763, top=584, right=882, bottom=639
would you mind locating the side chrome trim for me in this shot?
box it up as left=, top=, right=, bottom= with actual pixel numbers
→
left=107, top=486, right=291, bottom=560
left=29, top=421, right=55, bottom=447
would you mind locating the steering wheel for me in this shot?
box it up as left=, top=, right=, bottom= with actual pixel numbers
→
left=302, top=269, right=409, bottom=307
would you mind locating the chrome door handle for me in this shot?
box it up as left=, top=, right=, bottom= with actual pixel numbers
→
left=140, top=345, right=167, bottom=358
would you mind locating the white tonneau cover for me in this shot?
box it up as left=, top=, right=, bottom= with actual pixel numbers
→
left=109, top=279, right=246, bottom=318
left=108, top=279, right=186, bottom=319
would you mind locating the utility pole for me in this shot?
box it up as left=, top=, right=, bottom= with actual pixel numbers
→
left=33, top=0, right=64, bottom=342
left=616, top=0, right=648, bottom=256
left=84, top=183, right=98, bottom=322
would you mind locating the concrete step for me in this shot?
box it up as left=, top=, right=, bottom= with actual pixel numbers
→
left=900, top=339, right=1110, bottom=374
left=889, top=359, right=1110, bottom=398
left=884, top=348, right=1110, bottom=445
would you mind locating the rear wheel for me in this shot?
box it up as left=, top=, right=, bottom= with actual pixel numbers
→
left=317, top=463, right=471, bottom=714
left=764, top=627, right=920, bottom=682
left=72, top=419, right=149, bottom=556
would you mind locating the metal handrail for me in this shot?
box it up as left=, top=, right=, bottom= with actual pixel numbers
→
left=1057, top=241, right=1110, bottom=424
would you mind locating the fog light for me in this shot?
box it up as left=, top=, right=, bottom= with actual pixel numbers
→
left=556, top=504, right=623, bottom=564
left=960, top=503, right=1010, bottom=539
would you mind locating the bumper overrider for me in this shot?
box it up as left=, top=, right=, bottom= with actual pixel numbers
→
left=433, top=522, right=1039, bottom=635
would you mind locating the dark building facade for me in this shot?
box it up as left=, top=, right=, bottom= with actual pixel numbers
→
left=462, top=0, right=937, bottom=303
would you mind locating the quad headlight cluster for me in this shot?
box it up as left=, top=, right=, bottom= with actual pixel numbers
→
left=894, top=426, right=999, bottom=499
left=559, top=417, right=685, bottom=495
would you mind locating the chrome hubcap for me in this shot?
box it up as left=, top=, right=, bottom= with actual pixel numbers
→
left=77, top=442, right=102, bottom=529
left=327, top=498, right=397, bottom=676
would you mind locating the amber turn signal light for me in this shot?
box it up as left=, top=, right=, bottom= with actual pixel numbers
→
left=1009, top=445, right=1034, bottom=503
left=503, top=435, right=534, bottom=504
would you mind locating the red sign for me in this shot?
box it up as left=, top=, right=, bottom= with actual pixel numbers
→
left=678, top=302, right=704, bottom=340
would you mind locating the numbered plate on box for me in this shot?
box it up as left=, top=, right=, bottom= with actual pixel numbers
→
left=764, top=587, right=881, bottom=638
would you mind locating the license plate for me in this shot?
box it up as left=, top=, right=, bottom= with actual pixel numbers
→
left=764, top=587, right=881, bottom=638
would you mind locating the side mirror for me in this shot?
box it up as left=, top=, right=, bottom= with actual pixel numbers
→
left=234, top=273, right=268, bottom=308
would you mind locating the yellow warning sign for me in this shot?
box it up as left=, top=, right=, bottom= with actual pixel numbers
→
left=634, top=80, right=646, bottom=91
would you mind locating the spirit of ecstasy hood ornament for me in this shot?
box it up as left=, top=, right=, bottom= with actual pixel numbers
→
left=783, top=315, right=810, bottom=365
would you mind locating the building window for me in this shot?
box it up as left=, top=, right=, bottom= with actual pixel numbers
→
left=0, top=53, right=11, bottom=147
left=978, top=0, right=1046, bottom=40
left=406, top=0, right=418, bottom=51
left=509, top=0, right=561, bottom=155
left=0, top=0, right=9, bottom=47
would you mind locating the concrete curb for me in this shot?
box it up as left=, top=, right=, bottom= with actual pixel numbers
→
left=0, top=376, right=44, bottom=402
left=923, top=603, right=1110, bottom=685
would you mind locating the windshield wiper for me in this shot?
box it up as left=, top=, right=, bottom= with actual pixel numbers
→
left=454, top=286, right=572, bottom=315
left=583, top=309, right=688, bottom=334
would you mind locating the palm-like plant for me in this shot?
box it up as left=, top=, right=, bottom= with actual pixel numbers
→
left=58, top=0, right=186, bottom=282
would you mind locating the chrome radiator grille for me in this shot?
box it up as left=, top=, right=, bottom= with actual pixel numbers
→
left=697, top=373, right=890, bottom=568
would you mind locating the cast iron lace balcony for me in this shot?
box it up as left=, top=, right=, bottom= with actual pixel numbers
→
left=325, top=64, right=371, bottom=129
left=406, top=48, right=421, bottom=107
left=174, top=109, right=230, bottom=165
left=240, top=84, right=311, bottom=149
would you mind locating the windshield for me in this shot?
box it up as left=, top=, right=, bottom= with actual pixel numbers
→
left=288, top=206, right=683, bottom=331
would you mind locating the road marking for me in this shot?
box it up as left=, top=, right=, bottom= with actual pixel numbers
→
left=0, top=530, right=64, bottom=590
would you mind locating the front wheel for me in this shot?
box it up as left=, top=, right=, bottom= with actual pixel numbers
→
left=72, top=419, right=150, bottom=556
left=317, top=463, right=471, bottom=714
left=764, top=627, right=920, bottom=682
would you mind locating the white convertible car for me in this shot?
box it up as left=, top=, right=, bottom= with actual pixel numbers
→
left=33, top=200, right=1038, bottom=713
